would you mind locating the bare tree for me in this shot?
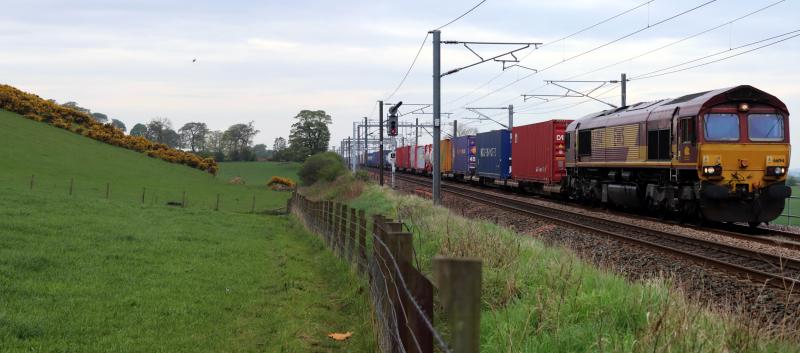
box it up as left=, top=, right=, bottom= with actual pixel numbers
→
left=179, top=122, right=209, bottom=152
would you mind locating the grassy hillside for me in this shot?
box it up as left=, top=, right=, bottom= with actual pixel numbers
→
left=0, top=109, right=288, bottom=212
left=0, top=108, right=375, bottom=351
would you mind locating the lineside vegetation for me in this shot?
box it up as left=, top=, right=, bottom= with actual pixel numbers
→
left=303, top=176, right=800, bottom=353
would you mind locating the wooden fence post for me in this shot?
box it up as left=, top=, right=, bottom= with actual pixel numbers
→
left=348, top=208, right=357, bottom=263
left=69, top=178, right=74, bottom=196
left=384, top=230, right=415, bottom=352
left=314, top=201, right=322, bottom=231
left=433, top=257, right=482, bottom=353
left=251, top=195, right=256, bottom=214
left=30, top=174, right=35, bottom=190
left=358, top=209, right=367, bottom=273
left=331, top=202, right=338, bottom=247
left=182, top=191, right=187, bottom=208
left=141, top=187, right=146, bottom=204
left=286, top=194, right=293, bottom=215
left=215, top=194, right=221, bottom=211
left=338, top=204, right=348, bottom=256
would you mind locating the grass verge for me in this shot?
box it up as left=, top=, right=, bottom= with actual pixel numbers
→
left=303, top=177, right=799, bottom=353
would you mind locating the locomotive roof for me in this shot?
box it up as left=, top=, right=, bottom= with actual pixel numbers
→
left=568, top=85, right=788, bottom=131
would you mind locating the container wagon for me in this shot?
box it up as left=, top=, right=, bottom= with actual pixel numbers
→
left=396, top=145, right=412, bottom=171
left=413, top=145, right=426, bottom=174
left=512, top=120, right=572, bottom=194
left=475, top=130, right=512, bottom=184
left=366, top=151, right=379, bottom=168
left=453, top=135, right=476, bottom=180
left=423, top=144, right=434, bottom=173
left=440, top=139, right=453, bottom=175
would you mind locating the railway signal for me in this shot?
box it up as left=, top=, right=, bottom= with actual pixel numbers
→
left=387, top=101, right=402, bottom=137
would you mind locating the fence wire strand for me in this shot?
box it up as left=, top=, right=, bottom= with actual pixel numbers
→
left=290, top=193, right=453, bottom=353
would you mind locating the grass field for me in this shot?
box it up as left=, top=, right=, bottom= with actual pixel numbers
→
left=774, top=186, right=800, bottom=226
left=0, top=109, right=293, bottom=213
left=217, top=161, right=301, bottom=186
left=0, top=188, right=373, bottom=352
left=0, top=110, right=374, bottom=352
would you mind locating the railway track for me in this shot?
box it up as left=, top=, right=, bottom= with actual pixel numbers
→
left=389, top=172, right=800, bottom=290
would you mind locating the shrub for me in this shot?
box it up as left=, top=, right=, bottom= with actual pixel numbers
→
left=0, top=84, right=217, bottom=174
left=354, top=170, right=370, bottom=182
left=297, top=152, right=346, bottom=186
left=267, top=176, right=296, bottom=191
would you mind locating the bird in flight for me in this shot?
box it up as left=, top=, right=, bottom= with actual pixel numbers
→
left=192, top=58, right=197, bottom=63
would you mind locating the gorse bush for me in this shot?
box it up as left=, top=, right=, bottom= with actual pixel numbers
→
left=0, top=84, right=218, bottom=174
left=267, top=176, right=296, bottom=190
left=297, top=152, right=346, bottom=186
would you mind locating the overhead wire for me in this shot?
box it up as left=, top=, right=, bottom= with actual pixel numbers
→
left=382, top=0, right=489, bottom=101
left=384, top=33, right=430, bottom=101
left=435, top=0, right=488, bottom=30
left=562, top=0, right=787, bottom=81
left=459, top=0, right=719, bottom=108
left=445, top=0, right=656, bottom=106
left=630, top=29, right=800, bottom=80
left=497, top=0, right=787, bottom=123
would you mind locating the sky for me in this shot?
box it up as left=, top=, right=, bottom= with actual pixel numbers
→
left=2, top=0, right=799, bottom=162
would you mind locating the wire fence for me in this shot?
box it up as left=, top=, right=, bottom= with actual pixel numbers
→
left=10, top=173, right=288, bottom=214
left=288, top=192, right=483, bottom=353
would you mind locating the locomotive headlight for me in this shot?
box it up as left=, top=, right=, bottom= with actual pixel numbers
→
left=738, top=102, right=750, bottom=112
left=703, top=165, right=722, bottom=176
left=767, top=166, right=786, bottom=176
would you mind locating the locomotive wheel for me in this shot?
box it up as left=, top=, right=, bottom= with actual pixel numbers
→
left=748, top=221, right=761, bottom=228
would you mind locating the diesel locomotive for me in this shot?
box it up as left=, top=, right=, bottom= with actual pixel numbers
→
left=564, top=85, right=791, bottom=226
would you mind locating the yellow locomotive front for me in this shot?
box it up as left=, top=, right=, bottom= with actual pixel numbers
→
left=696, top=100, right=791, bottom=226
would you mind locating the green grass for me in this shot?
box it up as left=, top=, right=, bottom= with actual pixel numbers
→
left=775, top=186, right=800, bottom=226
left=0, top=109, right=375, bottom=352
left=0, top=109, right=291, bottom=213
left=0, top=188, right=374, bottom=352
left=304, top=180, right=800, bottom=353
left=217, top=161, right=301, bottom=186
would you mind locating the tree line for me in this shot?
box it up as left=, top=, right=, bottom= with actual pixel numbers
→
left=53, top=101, right=333, bottom=163
left=129, top=119, right=260, bottom=162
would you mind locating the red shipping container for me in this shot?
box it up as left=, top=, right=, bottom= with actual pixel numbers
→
left=511, top=120, right=572, bottom=184
left=396, top=146, right=411, bottom=170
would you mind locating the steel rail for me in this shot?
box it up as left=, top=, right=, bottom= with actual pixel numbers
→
left=391, top=172, right=800, bottom=290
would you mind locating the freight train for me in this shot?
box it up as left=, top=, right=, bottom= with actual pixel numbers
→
left=363, top=85, right=792, bottom=226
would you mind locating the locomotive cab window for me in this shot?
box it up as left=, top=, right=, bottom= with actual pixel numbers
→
left=704, top=113, right=739, bottom=141
left=578, top=130, right=592, bottom=156
left=748, top=114, right=784, bottom=141
left=565, top=132, right=571, bottom=150
left=679, top=117, right=695, bottom=144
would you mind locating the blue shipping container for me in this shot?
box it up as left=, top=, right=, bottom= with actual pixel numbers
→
left=476, top=130, right=512, bottom=180
left=452, top=135, right=476, bottom=176
left=367, top=151, right=379, bottom=168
